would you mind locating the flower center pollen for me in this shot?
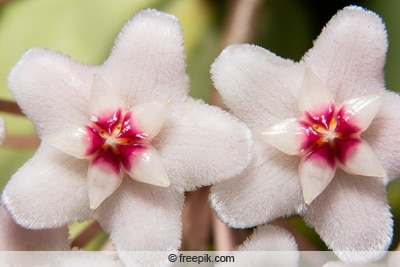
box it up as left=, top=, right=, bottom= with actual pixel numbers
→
left=300, top=104, right=360, bottom=167
left=86, top=108, right=146, bottom=171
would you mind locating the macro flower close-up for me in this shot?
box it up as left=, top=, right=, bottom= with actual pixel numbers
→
left=210, top=6, right=400, bottom=263
left=0, top=9, right=252, bottom=266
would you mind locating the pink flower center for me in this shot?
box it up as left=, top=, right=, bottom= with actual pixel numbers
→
left=299, top=103, right=361, bottom=168
left=85, top=108, right=147, bottom=174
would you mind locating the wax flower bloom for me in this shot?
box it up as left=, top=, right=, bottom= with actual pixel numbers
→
left=45, top=74, right=173, bottom=209
left=260, top=68, right=385, bottom=204
left=210, top=6, right=400, bottom=263
left=1, top=9, right=251, bottom=266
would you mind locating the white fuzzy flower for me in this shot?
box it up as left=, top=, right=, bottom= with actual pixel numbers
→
left=210, top=6, right=400, bottom=264
left=1, top=9, right=252, bottom=266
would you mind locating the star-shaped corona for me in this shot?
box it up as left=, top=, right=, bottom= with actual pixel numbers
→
left=260, top=68, right=385, bottom=204
left=46, top=74, right=171, bottom=209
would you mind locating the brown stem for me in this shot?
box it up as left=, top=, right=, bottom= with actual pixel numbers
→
left=221, top=0, right=264, bottom=48
left=0, top=100, right=23, bottom=116
left=210, top=0, right=264, bottom=108
left=181, top=187, right=212, bottom=250
left=2, top=135, right=40, bottom=149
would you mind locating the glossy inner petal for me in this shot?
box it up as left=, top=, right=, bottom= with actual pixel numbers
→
left=87, top=155, right=123, bottom=209
left=262, top=71, right=385, bottom=204
left=299, top=153, right=336, bottom=204
left=260, top=118, right=304, bottom=155
left=45, top=75, right=171, bottom=209
left=299, top=68, right=334, bottom=114
left=89, top=74, right=123, bottom=116
left=83, top=107, right=170, bottom=208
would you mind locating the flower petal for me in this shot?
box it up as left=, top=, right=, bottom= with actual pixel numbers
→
left=363, top=92, right=400, bottom=181
left=260, top=118, right=304, bottom=155
left=8, top=48, right=93, bottom=137
left=339, top=140, right=386, bottom=178
left=89, top=74, right=123, bottom=116
left=1, top=144, right=91, bottom=228
left=0, top=205, right=70, bottom=250
left=238, top=225, right=298, bottom=251
left=101, top=9, right=189, bottom=106
left=304, top=173, right=392, bottom=263
left=217, top=225, right=298, bottom=267
left=299, top=149, right=336, bottom=204
left=303, top=6, right=387, bottom=101
left=88, top=154, right=123, bottom=210
left=210, top=141, right=304, bottom=228
left=130, top=100, right=172, bottom=139
left=122, top=145, right=170, bottom=187
left=338, top=93, right=383, bottom=133
left=211, top=43, right=303, bottom=131
left=155, top=98, right=252, bottom=192
left=299, top=68, right=333, bottom=114
left=44, top=126, right=89, bottom=159
left=96, top=179, right=183, bottom=266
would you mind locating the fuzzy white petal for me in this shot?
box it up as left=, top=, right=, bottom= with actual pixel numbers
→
left=0, top=205, right=70, bottom=250
left=125, top=145, right=170, bottom=187
left=89, top=74, right=123, bottom=116
left=1, top=144, right=91, bottom=228
left=340, top=140, right=386, bottom=178
left=260, top=118, right=303, bottom=155
left=87, top=160, right=123, bottom=210
left=97, top=179, right=183, bottom=266
left=8, top=48, right=93, bottom=137
left=130, top=100, right=171, bottom=139
left=211, top=44, right=303, bottom=131
left=44, top=126, right=89, bottom=159
left=238, top=225, right=298, bottom=251
left=303, top=6, right=387, bottom=102
left=299, top=155, right=336, bottom=204
left=363, top=92, right=400, bottom=181
left=299, top=68, right=333, bottom=114
left=340, top=94, right=383, bottom=132
left=101, top=9, right=189, bottom=105
left=217, top=225, right=298, bottom=267
left=304, top=173, right=392, bottom=263
left=155, top=98, right=252, bottom=192
left=210, top=141, right=304, bottom=228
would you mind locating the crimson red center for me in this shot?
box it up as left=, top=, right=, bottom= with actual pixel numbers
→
left=85, top=108, right=147, bottom=173
left=299, top=103, right=361, bottom=168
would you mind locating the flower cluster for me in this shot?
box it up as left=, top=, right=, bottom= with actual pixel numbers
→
left=1, top=5, right=400, bottom=267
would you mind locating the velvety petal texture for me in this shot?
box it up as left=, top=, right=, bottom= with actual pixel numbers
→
left=2, top=8, right=252, bottom=266
left=2, top=144, right=91, bottom=228
left=304, top=173, right=392, bottom=264
left=0, top=205, right=70, bottom=250
left=210, top=5, right=399, bottom=263
left=216, top=225, right=299, bottom=267
left=96, top=179, right=183, bottom=266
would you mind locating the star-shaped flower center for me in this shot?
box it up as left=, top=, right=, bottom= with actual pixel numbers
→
left=299, top=102, right=361, bottom=169
left=86, top=108, right=147, bottom=175
left=260, top=68, right=386, bottom=204
left=46, top=74, right=171, bottom=209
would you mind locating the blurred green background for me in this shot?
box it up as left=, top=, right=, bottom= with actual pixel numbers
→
left=0, top=0, right=399, bottom=251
